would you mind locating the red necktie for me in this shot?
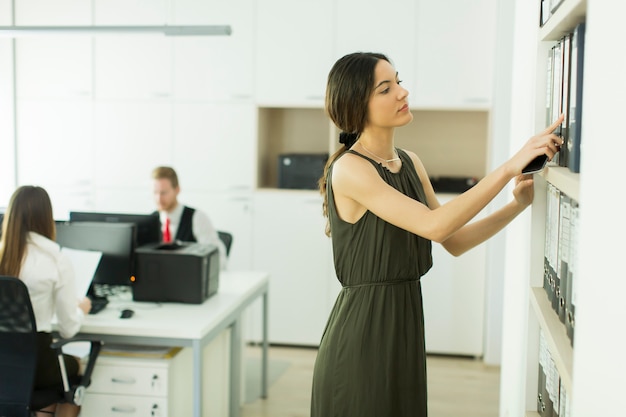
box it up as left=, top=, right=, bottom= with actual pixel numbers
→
left=163, top=217, right=172, bottom=243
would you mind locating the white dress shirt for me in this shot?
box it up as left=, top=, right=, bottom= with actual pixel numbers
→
left=19, top=232, right=84, bottom=338
left=159, top=204, right=228, bottom=270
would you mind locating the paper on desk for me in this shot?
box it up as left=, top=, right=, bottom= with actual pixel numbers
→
left=61, top=247, right=102, bottom=298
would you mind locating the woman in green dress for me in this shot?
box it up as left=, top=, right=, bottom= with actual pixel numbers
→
left=311, top=52, right=563, bottom=416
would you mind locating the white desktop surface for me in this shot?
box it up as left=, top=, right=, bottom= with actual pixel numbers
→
left=64, top=270, right=269, bottom=417
left=82, top=272, right=265, bottom=340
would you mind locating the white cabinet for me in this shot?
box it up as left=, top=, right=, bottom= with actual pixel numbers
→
left=15, top=38, right=92, bottom=100
left=83, top=349, right=190, bottom=417
left=83, top=330, right=230, bottom=417
left=172, top=102, right=256, bottom=192
left=334, top=0, right=417, bottom=97
left=171, top=0, right=255, bottom=101
left=421, top=195, right=486, bottom=356
left=15, top=0, right=91, bottom=25
left=414, top=0, right=496, bottom=109
left=251, top=190, right=332, bottom=345
left=16, top=100, right=95, bottom=217
left=94, top=36, right=172, bottom=100
left=181, top=190, right=254, bottom=271
left=93, top=0, right=168, bottom=25
left=255, top=0, right=335, bottom=107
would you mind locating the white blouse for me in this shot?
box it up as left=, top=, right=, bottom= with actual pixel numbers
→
left=19, top=232, right=84, bottom=338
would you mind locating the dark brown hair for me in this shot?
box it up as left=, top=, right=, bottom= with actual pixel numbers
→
left=318, top=52, right=391, bottom=236
left=0, top=186, right=56, bottom=277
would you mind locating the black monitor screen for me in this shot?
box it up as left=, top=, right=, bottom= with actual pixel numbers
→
left=55, top=221, right=136, bottom=287
left=69, top=211, right=161, bottom=247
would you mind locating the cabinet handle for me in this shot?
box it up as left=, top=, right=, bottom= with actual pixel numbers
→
left=111, top=405, right=137, bottom=413
left=111, top=377, right=137, bottom=384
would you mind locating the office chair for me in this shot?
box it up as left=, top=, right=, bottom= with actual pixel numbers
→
left=217, top=230, right=233, bottom=257
left=0, top=276, right=102, bottom=417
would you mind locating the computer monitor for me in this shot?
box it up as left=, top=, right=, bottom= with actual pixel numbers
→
left=69, top=211, right=161, bottom=247
left=55, top=221, right=136, bottom=287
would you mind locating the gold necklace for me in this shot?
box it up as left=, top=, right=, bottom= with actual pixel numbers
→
left=358, top=142, right=400, bottom=163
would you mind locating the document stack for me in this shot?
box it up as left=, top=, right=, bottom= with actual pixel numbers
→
left=545, top=21, right=586, bottom=173
left=543, top=183, right=578, bottom=347
left=537, top=330, right=570, bottom=416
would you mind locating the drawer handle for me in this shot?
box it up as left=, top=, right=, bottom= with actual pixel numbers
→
left=111, top=406, right=137, bottom=413
left=111, top=377, right=137, bottom=384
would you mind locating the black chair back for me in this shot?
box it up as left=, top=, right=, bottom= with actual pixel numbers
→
left=217, top=231, right=233, bottom=257
left=0, top=276, right=38, bottom=417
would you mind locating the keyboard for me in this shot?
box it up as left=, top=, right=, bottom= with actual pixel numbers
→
left=89, top=297, right=109, bottom=315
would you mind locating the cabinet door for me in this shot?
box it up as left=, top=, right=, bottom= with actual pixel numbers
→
left=172, top=102, right=256, bottom=192
left=15, top=0, right=91, bottom=25
left=16, top=100, right=95, bottom=217
left=420, top=194, right=486, bottom=356
left=0, top=37, right=15, bottom=205
left=94, top=0, right=167, bottom=25
left=94, top=36, right=172, bottom=100
left=252, top=191, right=331, bottom=345
left=93, top=102, right=172, bottom=191
left=15, top=38, right=92, bottom=100
left=255, top=0, right=334, bottom=107
left=171, top=0, right=254, bottom=101
left=334, top=0, right=417, bottom=97
left=414, top=0, right=495, bottom=109
left=181, top=190, right=254, bottom=271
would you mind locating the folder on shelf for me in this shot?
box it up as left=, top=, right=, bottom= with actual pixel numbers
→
left=550, top=0, right=565, bottom=14
left=557, top=193, right=572, bottom=323
left=567, top=21, right=586, bottom=173
left=545, top=183, right=561, bottom=307
left=559, top=33, right=572, bottom=168
left=543, top=184, right=553, bottom=303
left=538, top=330, right=554, bottom=416
left=545, top=43, right=555, bottom=129
left=565, top=200, right=579, bottom=346
left=540, top=0, right=551, bottom=27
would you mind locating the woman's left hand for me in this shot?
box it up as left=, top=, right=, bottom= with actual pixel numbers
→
left=512, top=174, right=534, bottom=207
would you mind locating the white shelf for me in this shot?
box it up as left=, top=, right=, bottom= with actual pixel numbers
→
left=529, top=287, right=574, bottom=393
left=540, top=165, right=580, bottom=201
left=540, top=0, right=587, bottom=41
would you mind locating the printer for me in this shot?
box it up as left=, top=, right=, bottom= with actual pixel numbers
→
left=132, top=242, right=220, bottom=304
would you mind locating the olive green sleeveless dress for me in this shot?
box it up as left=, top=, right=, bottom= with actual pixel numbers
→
left=311, top=148, right=433, bottom=417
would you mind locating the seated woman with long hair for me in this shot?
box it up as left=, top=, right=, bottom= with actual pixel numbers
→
left=0, top=186, right=91, bottom=417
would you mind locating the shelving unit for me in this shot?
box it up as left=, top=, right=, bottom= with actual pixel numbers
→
left=524, top=0, right=585, bottom=415
left=257, top=108, right=491, bottom=190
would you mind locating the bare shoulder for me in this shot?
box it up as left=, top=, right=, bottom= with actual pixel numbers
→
left=331, top=151, right=385, bottom=193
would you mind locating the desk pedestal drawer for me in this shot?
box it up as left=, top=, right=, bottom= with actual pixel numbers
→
left=82, top=393, right=168, bottom=417
left=88, top=362, right=170, bottom=396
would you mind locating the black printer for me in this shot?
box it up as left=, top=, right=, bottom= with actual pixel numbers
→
left=132, top=242, right=220, bottom=304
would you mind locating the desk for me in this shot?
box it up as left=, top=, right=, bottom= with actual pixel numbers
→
left=75, top=271, right=269, bottom=417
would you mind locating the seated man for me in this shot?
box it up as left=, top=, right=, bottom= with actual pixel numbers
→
left=152, top=166, right=227, bottom=270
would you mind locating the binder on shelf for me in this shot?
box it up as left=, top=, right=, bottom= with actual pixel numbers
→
left=538, top=331, right=554, bottom=416
left=543, top=184, right=553, bottom=303
left=567, top=21, right=586, bottom=173
left=550, top=39, right=564, bottom=166
left=540, top=0, right=552, bottom=27
left=557, top=193, right=572, bottom=323
left=549, top=0, right=565, bottom=14
left=545, top=183, right=560, bottom=306
left=559, top=33, right=572, bottom=168
left=565, top=200, right=579, bottom=346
